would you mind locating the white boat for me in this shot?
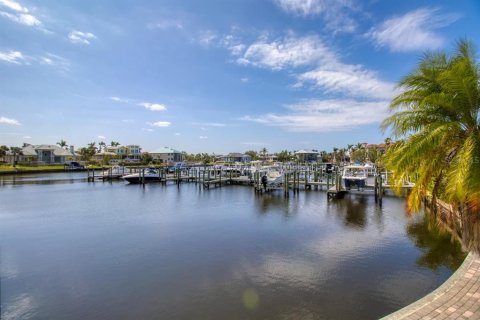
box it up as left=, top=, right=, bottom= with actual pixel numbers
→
left=122, top=168, right=160, bottom=184
left=342, top=165, right=367, bottom=190
left=260, top=167, right=285, bottom=188
left=96, top=165, right=130, bottom=180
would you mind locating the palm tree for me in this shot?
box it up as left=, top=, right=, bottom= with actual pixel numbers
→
left=381, top=39, right=480, bottom=215
left=110, top=141, right=120, bottom=147
left=260, top=147, right=268, bottom=160
left=98, top=141, right=106, bottom=152
left=0, top=145, right=9, bottom=159
left=9, top=146, right=23, bottom=167
left=57, top=139, right=68, bottom=149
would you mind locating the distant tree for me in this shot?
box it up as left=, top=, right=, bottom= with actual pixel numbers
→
left=245, top=150, right=259, bottom=161
left=332, top=147, right=338, bottom=163
left=350, top=149, right=362, bottom=163
left=98, top=141, right=106, bottom=152
left=110, top=141, right=120, bottom=147
left=78, top=148, right=94, bottom=161
left=0, top=145, right=9, bottom=159
left=367, top=146, right=381, bottom=163
left=276, top=150, right=290, bottom=162
left=57, top=139, right=68, bottom=149
left=183, top=153, right=195, bottom=162
left=319, top=150, right=329, bottom=162
left=9, top=146, right=23, bottom=167
left=260, top=147, right=268, bottom=160
left=79, top=143, right=98, bottom=161
left=141, top=152, right=153, bottom=164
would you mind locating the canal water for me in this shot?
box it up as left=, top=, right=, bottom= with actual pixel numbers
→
left=0, top=173, right=465, bottom=320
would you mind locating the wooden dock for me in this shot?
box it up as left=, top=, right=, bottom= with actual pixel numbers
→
left=86, top=164, right=413, bottom=202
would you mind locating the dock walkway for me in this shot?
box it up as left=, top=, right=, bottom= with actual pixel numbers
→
left=381, top=253, right=480, bottom=320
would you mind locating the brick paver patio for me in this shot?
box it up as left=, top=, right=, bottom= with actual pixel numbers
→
left=381, top=253, right=480, bottom=320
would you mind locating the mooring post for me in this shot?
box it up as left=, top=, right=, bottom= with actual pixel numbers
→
left=379, top=173, right=383, bottom=207
left=374, top=174, right=378, bottom=203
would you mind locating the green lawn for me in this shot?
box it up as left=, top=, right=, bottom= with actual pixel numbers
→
left=0, top=165, right=67, bottom=172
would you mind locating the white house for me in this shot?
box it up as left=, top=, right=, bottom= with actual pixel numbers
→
left=5, top=144, right=75, bottom=165
left=149, top=147, right=184, bottom=165
left=221, top=153, right=251, bottom=163
left=104, top=145, right=142, bottom=162
left=294, top=149, right=319, bottom=162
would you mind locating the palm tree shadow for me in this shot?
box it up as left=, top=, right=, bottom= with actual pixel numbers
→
left=406, top=215, right=466, bottom=272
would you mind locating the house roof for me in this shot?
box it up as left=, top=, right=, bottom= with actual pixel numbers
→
left=150, top=147, right=181, bottom=154
left=19, top=144, right=74, bottom=156
left=22, top=145, right=38, bottom=156
left=95, top=151, right=117, bottom=156
left=226, top=152, right=249, bottom=157
left=295, top=149, right=319, bottom=155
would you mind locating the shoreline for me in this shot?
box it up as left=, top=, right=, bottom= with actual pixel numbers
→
left=380, top=252, right=480, bottom=319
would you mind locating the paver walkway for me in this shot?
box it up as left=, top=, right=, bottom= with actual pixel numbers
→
left=381, top=253, right=480, bottom=319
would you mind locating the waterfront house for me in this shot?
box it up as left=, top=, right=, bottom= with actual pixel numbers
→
left=149, top=147, right=184, bottom=165
left=104, top=145, right=142, bottom=163
left=221, top=153, right=251, bottom=163
left=294, top=149, right=319, bottom=162
left=4, top=144, right=75, bottom=165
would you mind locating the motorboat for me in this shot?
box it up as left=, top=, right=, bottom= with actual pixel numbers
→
left=260, top=167, right=284, bottom=188
left=122, top=168, right=160, bottom=184
left=96, top=165, right=130, bottom=180
left=342, top=165, right=367, bottom=190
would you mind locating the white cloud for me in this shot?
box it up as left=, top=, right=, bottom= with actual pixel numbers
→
left=198, top=30, right=218, bottom=46
left=0, top=116, right=21, bottom=125
left=220, top=34, right=246, bottom=56
left=235, top=34, right=395, bottom=100
left=0, top=0, right=44, bottom=30
left=241, top=99, right=389, bottom=132
left=110, top=96, right=131, bottom=103
left=174, top=133, right=181, bottom=136
left=68, top=30, right=97, bottom=45
left=199, top=136, right=208, bottom=139
left=367, top=8, right=459, bottom=52
left=97, top=135, right=106, bottom=139
left=241, top=77, right=249, bottom=83
left=0, top=0, right=28, bottom=12
left=0, top=50, right=69, bottom=70
left=141, top=128, right=154, bottom=132
left=37, top=53, right=70, bottom=71
left=274, top=0, right=357, bottom=33
left=237, top=35, right=336, bottom=70
left=148, top=19, right=183, bottom=30
left=297, top=64, right=396, bottom=100
left=192, top=122, right=226, bottom=127
left=138, top=102, right=167, bottom=111
left=23, top=135, right=31, bottom=139
left=0, top=50, right=25, bottom=64
left=149, top=121, right=171, bottom=128
left=0, top=11, right=40, bottom=26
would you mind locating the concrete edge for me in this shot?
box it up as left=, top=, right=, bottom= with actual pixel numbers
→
left=379, top=252, right=475, bottom=320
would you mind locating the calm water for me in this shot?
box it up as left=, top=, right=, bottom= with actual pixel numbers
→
left=0, top=173, right=465, bottom=320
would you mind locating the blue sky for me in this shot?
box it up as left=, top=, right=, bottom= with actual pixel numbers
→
left=1, top=0, right=479, bottom=154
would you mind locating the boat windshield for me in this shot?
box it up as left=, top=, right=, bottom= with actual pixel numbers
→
left=343, top=168, right=366, bottom=177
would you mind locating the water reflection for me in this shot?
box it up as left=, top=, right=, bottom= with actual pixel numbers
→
left=0, top=172, right=87, bottom=186
left=329, top=195, right=370, bottom=229
left=0, top=177, right=467, bottom=320
left=406, top=215, right=466, bottom=271
left=254, top=193, right=297, bottom=218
